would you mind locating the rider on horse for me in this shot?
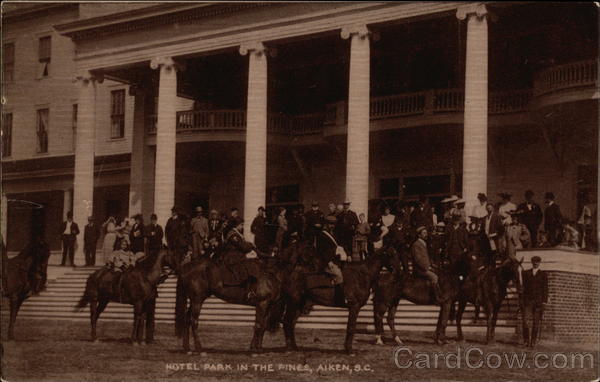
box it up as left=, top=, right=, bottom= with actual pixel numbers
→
left=411, top=226, right=443, bottom=303
left=315, top=215, right=347, bottom=285
left=221, top=217, right=261, bottom=299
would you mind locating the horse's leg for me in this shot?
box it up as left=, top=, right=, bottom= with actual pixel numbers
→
left=91, top=300, right=108, bottom=342
left=145, top=298, right=156, bottom=344
left=472, top=303, right=481, bottom=323
left=182, top=303, right=192, bottom=353
left=456, top=299, right=467, bottom=342
left=7, top=296, right=24, bottom=340
left=436, top=302, right=451, bottom=345
left=484, top=304, right=494, bottom=345
left=283, top=303, right=301, bottom=351
left=490, top=305, right=500, bottom=344
left=131, top=303, right=143, bottom=345
left=373, top=300, right=387, bottom=345
left=344, top=306, right=360, bottom=355
left=189, top=296, right=207, bottom=354
left=250, top=300, right=269, bottom=354
left=387, top=299, right=402, bottom=345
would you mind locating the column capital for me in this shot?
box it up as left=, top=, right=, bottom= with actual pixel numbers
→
left=150, top=56, right=185, bottom=72
left=74, top=70, right=103, bottom=84
left=239, top=41, right=276, bottom=57
left=341, top=24, right=371, bottom=40
left=456, top=3, right=488, bottom=21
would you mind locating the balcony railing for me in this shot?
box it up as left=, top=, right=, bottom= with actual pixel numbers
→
left=534, top=59, right=598, bottom=96
left=146, top=60, right=596, bottom=136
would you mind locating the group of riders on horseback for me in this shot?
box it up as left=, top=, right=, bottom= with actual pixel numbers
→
left=2, top=195, right=524, bottom=353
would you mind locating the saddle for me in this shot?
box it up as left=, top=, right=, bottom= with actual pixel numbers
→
left=304, top=273, right=347, bottom=306
left=219, top=258, right=262, bottom=287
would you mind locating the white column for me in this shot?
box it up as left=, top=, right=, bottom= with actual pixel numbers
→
left=63, top=189, right=72, bottom=220
left=240, top=42, right=268, bottom=241
left=73, top=71, right=100, bottom=265
left=128, top=86, right=146, bottom=218
left=457, top=4, right=489, bottom=214
left=1, top=193, right=7, bottom=243
left=150, top=57, right=179, bottom=228
left=341, top=25, right=371, bottom=217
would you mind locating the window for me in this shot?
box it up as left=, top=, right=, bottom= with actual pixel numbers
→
left=3, top=42, right=15, bottom=83
left=110, top=89, right=125, bottom=138
left=380, top=178, right=400, bottom=198
left=72, top=104, right=77, bottom=151
left=38, top=36, right=51, bottom=77
left=36, top=108, right=49, bottom=153
left=2, top=113, right=12, bottom=157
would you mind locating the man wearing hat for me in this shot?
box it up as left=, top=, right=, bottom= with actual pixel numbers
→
left=446, top=215, right=469, bottom=272
left=145, top=213, right=164, bottom=257
left=316, top=215, right=346, bottom=285
left=60, top=211, right=80, bottom=267
left=191, top=206, right=209, bottom=259
left=441, top=195, right=459, bottom=224
left=305, top=201, right=325, bottom=244
left=521, top=255, right=548, bottom=347
left=165, top=206, right=191, bottom=265
left=411, top=226, right=442, bottom=303
left=337, top=201, right=360, bottom=256
left=505, top=211, right=531, bottom=261
left=208, top=209, right=223, bottom=243
left=544, top=192, right=563, bottom=247
left=83, top=216, right=100, bottom=266
left=451, top=198, right=467, bottom=226
left=411, top=195, right=434, bottom=233
left=517, top=190, right=543, bottom=247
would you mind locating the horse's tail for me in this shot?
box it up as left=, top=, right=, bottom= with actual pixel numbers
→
left=174, top=274, right=187, bottom=338
left=74, top=275, right=95, bottom=311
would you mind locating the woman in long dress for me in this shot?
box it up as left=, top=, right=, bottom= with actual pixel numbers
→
left=102, top=216, right=118, bottom=264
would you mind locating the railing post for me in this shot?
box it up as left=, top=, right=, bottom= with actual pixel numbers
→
left=424, top=90, right=435, bottom=115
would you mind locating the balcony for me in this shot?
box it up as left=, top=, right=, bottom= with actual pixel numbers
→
left=145, top=59, right=596, bottom=138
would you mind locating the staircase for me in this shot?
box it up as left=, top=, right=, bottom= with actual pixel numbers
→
left=14, top=267, right=518, bottom=334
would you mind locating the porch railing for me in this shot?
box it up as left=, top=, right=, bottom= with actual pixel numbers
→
left=534, top=59, right=598, bottom=96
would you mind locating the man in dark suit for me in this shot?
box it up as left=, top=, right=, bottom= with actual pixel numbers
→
left=446, top=215, right=469, bottom=277
left=145, top=213, right=164, bottom=257
left=522, top=256, right=548, bottom=347
left=517, top=190, right=543, bottom=247
left=60, top=211, right=80, bottom=267
left=411, top=195, right=434, bottom=233
left=337, top=201, right=359, bottom=256
left=250, top=206, right=268, bottom=252
left=316, top=215, right=345, bottom=285
left=411, top=226, right=442, bottom=303
left=83, top=216, right=99, bottom=266
left=482, top=203, right=504, bottom=265
left=304, top=201, right=324, bottom=245
left=544, top=192, right=563, bottom=246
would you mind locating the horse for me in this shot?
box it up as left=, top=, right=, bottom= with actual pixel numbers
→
left=279, top=244, right=391, bottom=355
left=1, top=237, right=51, bottom=340
left=453, top=256, right=523, bottom=344
left=74, top=249, right=174, bottom=344
left=174, top=248, right=285, bottom=354
left=372, top=252, right=461, bottom=346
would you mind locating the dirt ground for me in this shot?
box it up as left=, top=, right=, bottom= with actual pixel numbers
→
left=1, top=319, right=598, bottom=382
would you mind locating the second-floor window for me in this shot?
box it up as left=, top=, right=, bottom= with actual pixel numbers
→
left=110, top=89, right=125, bottom=139
left=3, top=43, right=15, bottom=83
left=36, top=108, right=49, bottom=153
left=2, top=113, right=12, bottom=157
left=38, top=36, right=51, bottom=77
left=72, top=104, right=78, bottom=151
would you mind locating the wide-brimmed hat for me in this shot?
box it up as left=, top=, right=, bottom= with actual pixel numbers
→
left=416, top=226, right=427, bottom=234
left=531, top=256, right=542, bottom=263
left=454, top=198, right=466, bottom=205
left=343, top=201, right=351, bottom=205
left=442, top=195, right=459, bottom=204
left=477, top=193, right=488, bottom=201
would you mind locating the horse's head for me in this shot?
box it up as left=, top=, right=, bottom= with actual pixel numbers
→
left=498, top=255, right=523, bottom=286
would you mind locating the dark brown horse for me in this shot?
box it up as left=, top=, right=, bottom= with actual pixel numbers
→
left=174, top=249, right=284, bottom=354
left=75, top=250, right=172, bottom=344
left=372, top=257, right=461, bottom=346
left=453, top=256, right=523, bottom=344
left=280, top=245, right=390, bottom=355
left=2, top=237, right=51, bottom=340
